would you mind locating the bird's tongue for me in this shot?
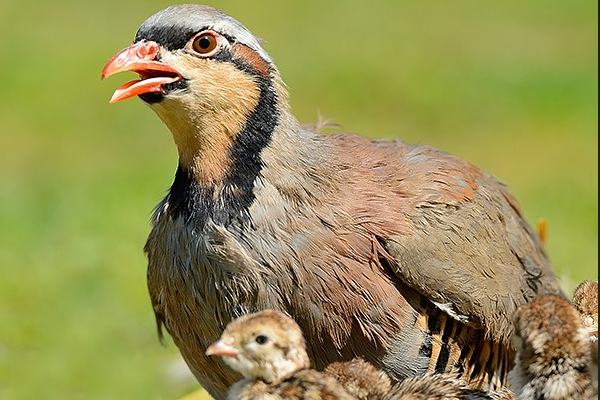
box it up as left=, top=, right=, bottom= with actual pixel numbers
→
left=110, top=76, right=180, bottom=103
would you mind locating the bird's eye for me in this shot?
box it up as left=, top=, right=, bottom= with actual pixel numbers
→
left=255, top=335, right=269, bottom=345
left=192, top=32, right=219, bottom=55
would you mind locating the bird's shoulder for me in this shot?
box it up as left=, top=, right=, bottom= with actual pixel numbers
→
left=322, top=132, right=483, bottom=203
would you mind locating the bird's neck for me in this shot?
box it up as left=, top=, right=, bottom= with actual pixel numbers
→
left=152, top=74, right=310, bottom=225
left=152, top=72, right=297, bottom=182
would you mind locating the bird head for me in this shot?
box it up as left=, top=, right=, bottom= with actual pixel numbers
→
left=101, top=4, right=274, bottom=103
left=101, top=5, right=288, bottom=179
left=206, top=309, right=310, bottom=384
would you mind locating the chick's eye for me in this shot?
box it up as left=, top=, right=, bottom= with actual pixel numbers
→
left=255, top=335, right=269, bottom=345
left=192, top=32, right=219, bottom=54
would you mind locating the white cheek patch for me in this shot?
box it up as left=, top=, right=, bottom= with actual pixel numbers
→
left=223, top=354, right=260, bottom=379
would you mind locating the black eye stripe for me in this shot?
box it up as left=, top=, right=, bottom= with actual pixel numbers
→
left=135, top=25, right=238, bottom=52
left=135, top=25, right=197, bottom=51
left=135, top=26, right=269, bottom=79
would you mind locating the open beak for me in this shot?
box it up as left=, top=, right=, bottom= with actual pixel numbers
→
left=101, top=40, right=182, bottom=103
left=206, top=338, right=239, bottom=358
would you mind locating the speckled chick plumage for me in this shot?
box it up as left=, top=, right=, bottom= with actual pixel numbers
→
left=207, top=310, right=356, bottom=400
left=325, top=358, right=515, bottom=400
left=509, top=294, right=596, bottom=400
left=572, top=280, right=599, bottom=342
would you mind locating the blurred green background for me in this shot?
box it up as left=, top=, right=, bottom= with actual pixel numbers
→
left=0, top=0, right=596, bottom=399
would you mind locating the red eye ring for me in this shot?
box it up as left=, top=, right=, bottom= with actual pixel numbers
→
left=191, top=31, right=220, bottom=55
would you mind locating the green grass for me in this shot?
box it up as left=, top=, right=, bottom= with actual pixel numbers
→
left=0, top=1, right=596, bottom=399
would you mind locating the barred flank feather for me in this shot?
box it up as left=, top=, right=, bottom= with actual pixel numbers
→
left=415, top=299, right=512, bottom=390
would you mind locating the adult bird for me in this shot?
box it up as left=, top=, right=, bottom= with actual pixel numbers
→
left=101, top=4, right=563, bottom=399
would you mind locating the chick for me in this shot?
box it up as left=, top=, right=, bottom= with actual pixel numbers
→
left=510, top=293, right=596, bottom=400
left=572, top=280, right=599, bottom=399
left=573, top=280, right=599, bottom=342
left=206, top=309, right=355, bottom=400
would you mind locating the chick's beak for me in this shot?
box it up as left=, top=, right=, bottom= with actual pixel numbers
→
left=206, top=338, right=239, bottom=358
left=101, top=40, right=182, bottom=103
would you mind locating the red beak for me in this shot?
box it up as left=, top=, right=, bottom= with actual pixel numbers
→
left=205, top=338, right=239, bottom=358
left=101, top=41, right=182, bottom=103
